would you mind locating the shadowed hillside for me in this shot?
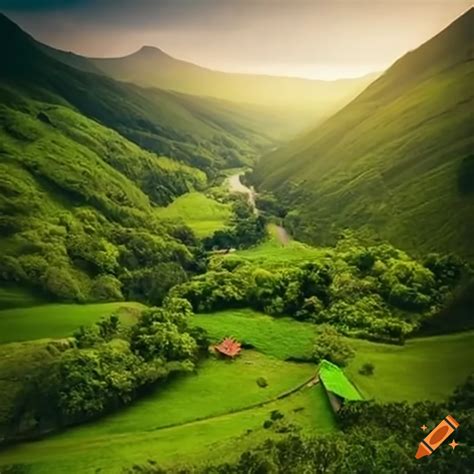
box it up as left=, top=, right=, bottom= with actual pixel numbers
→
left=253, top=8, right=474, bottom=260
left=0, top=13, right=281, bottom=174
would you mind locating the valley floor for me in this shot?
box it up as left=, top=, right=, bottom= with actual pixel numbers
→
left=0, top=195, right=473, bottom=473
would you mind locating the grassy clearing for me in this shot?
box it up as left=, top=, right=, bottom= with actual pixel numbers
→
left=155, top=192, right=232, bottom=237
left=347, top=331, right=474, bottom=402
left=41, top=351, right=315, bottom=440
left=191, top=308, right=474, bottom=402
left=192, top=308, right=317, bottom=360
left=0, top=353, right=333, bottom=473
left=229, top=224, right=327, bottom=266
left=0, top=302, right=144, bottom=344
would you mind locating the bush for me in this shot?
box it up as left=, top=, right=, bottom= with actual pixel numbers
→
left=262, top=419, right=273, bottom=429
left=312, top=324, right=355, bottom=367
left=256, top=377, right=268, bottom=388
left=359, top=362, right=375, bottom=376
left=53, top=345, right=143, bottom=420
left=270, top=410, right=284, bottom=421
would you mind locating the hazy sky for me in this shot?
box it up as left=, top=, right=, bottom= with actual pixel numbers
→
left=1, top=0, right=471, bottom=79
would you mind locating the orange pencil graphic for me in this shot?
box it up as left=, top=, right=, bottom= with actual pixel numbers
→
left=415, top=415, right=459, bottom=459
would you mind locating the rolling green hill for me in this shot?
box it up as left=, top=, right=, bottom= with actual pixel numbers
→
left=43, top=41, right=377, bottom=138
left=0, top=82, right=204, bottom=303
left=253, top=8, right=474, bottom=260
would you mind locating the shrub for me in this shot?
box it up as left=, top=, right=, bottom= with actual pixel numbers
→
left=359, top=362, right=375, bottom=376
left=256, top=377, right=268, bottom=388
left=41, top=266, right=84, bottom=302
left=312, top=324, right=355, bottom=367
left=270, top=410, right=284, bottom=421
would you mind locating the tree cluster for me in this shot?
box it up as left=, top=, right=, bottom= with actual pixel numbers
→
left=0, top=205, right=204, bottom=305
left=203, top=197, right=266, bottom=251
left=1, top=298, right=206, bottom=442
left=172, top=239, right=468, bottom=343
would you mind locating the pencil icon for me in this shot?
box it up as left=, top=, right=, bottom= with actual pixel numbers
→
left=415, top=415, right=459, bottom=459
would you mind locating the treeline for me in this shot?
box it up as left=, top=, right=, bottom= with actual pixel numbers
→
left=172, top=236, right=470, bottom=343
left=129, top=374, right=474, bottom=473
left=0, top=298, right=208, bottom=444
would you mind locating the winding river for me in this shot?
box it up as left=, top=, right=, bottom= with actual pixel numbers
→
left=228, top=172, right=290, bottom=245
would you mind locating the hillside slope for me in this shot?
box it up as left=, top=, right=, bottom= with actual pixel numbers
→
left=253, top=8, right=474, bottom=260
left=0, top=14, right=277, bottom=173
left=0, top=80, right=207, bottom=302
left=43, top=43, right=377, bottom=137
left=0, top=14, right=227, bottom=304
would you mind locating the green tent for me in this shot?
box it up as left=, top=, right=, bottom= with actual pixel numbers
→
left=319, top=360, right=362, bottom=401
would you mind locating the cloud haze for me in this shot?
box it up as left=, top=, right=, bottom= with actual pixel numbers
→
left=1, top=0, right=471, bottom=79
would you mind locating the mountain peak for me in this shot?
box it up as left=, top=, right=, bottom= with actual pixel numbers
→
left=134, top=45, right=169, bottom=58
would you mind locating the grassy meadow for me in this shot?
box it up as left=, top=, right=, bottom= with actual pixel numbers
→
left=0, top=302, right=144, bottom=344
left=348, top=330, right=474, bottom=402
left=1, top=308, right=472, bottom=472
left=218, top=223, right=326, bottom=266
left=192, top=308, right=317, bottom=360
left=192, top=308, right=474, bottom=402
left=156, top=192, right=232, bottom=237
left=0, top=352, right=333, bottom=473
left=37, top=351, right=316, bottom=439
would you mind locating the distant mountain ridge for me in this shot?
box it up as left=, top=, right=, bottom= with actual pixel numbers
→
left=1, top=13, right=290, bottom=173
left=253, top=8, right=474, bottom=260
left=39, top=39, right=377, bottom=137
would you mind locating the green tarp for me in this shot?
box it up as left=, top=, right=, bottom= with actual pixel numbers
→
left=319, top=360, right=362, bottom=401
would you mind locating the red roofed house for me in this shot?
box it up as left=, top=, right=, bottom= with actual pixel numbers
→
left=215, top=337, right=242, bottom=358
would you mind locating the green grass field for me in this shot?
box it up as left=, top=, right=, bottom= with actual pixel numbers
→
left=192, top=308, right=317, bottom=360
left=156, top=192, right=232, bottom=237
left=226, top=224, right=327, bottom=266
left=192, top=308, right=474, bottom=402
left=0, top=302, right=144, bottom=344
left=1, top=303, right=472, bottom=472
left=42, top=351, right=315, bottom=439
left=0, top=352, right=334, bottom=473
left=347, top=331, right=474, bottom=402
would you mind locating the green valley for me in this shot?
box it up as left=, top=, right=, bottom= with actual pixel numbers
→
left=0, top=5, right=473, bottom=474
